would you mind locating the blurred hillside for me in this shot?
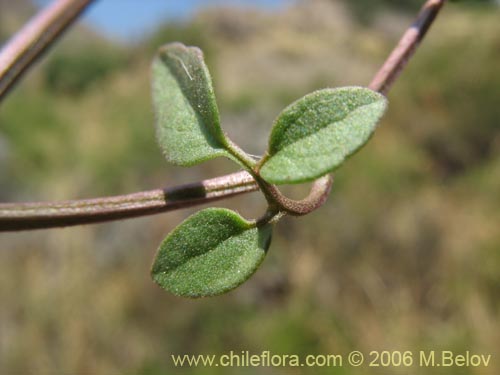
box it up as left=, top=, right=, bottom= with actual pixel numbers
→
left=0, top=1, right=499, bottom=374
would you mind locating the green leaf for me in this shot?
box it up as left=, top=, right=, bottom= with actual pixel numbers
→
left=152, top=42, right=230, bottom=166
left=151, top=208, right=272, bottom=298
left=259, top=87, right=388, bottom=184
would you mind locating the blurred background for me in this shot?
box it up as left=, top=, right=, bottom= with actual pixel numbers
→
left=1, top=0, right=499, bottom=374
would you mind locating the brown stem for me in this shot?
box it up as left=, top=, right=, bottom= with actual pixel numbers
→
left=0, top=0, right=447, bottom=231
left=264, top=175, right=334, bottom=216
left=0, top=171, right=257, bottom=231
left=369, top=0, right=446, bottom=94
left=0, top=0, right=95, bottom=101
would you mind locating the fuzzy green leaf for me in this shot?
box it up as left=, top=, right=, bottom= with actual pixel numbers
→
left=151, top=208, right=272, bottom=298
left=152, top=42, right=230, bottom=166
left=260, top=87, right=387, bottom=184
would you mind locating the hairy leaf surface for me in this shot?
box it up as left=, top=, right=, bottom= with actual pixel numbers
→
left=260, top=87, right=387, bottom=184
left=152, top=42, right=229, bottom=165
left=151, top=208, right=272, bottom=298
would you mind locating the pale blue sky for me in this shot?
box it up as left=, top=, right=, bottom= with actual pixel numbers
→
left=34, top=0, right=294, bottom=42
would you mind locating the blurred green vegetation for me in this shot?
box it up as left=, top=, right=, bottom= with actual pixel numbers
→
left=0, top=1, right=499, bottom=374
left=43, top=47, right=128, bottom=95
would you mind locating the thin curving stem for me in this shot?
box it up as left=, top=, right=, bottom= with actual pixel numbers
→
left=0, top=171, right=258, bottom=231
left=0, top=0, right=96, bottom=101
left=0, top=0, right=447, bottom=231
left=369, top=0, right=447, bottom=94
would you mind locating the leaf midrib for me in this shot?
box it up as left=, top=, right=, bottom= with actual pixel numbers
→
left=270, top=100, right=379, bottom=159
left=164, top=226, right=252, bottom=274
